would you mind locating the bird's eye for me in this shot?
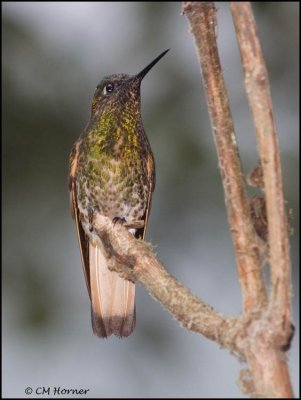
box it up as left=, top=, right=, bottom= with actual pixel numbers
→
left=103, top=83, right=114, bottom=95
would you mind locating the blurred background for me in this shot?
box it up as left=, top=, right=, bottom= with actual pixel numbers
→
left=2, top=2, right=299, bottom=398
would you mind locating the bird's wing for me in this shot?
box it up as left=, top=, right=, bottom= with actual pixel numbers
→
left=136, top=151, right=155, bottom=240
left=69, top=140, right=91, bottom=298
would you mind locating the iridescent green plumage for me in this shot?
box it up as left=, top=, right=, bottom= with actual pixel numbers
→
left=69, top=50, right=169, bottom=338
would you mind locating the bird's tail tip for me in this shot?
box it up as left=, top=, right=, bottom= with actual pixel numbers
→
left=91, top=307, right=136, bottom=338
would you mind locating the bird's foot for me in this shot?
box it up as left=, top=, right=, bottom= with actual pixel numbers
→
left=124, top=220, right=145, bottom=229
left=112, top=217, right=144, bottom=230
left=112, top=216, right=127, bottom=226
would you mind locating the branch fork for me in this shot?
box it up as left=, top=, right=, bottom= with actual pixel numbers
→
left=89, top=2, right=294, bottom=397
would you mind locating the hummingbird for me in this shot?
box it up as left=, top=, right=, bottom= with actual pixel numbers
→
left=69, top=50, right=169, bottom=338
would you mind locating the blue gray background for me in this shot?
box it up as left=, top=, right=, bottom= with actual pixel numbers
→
left=3, top=2, right=299, bottom=398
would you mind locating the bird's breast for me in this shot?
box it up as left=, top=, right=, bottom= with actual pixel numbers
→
left=77, top=154, right=148, bottom=230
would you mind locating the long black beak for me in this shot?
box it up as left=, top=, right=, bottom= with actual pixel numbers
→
left=136, top=49, right=169, bottom=81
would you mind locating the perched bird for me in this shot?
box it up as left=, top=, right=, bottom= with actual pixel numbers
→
left=69, top=50, right=169, bottom=338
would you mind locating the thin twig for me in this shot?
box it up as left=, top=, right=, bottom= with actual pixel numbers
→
left=182, top=1, right=267, bottom=312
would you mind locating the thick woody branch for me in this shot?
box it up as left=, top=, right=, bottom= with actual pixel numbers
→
left=230, top=3, right=294, bottom=397
left=86, top=4, right=294, bottom=397
left=93, top=213, right=243, bottom=356
left=230, top=2, right=292, bottom=320
left=182, top=1, right=266, bottom=313
left=182, top=2, right=294, bottom=397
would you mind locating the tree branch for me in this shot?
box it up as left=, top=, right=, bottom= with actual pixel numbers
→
left=93, top=213, right=243, bottom=356
left=86, top=2, right=294, bottom=397
left=181, top=1, right=294, bottom=397
left=182, top=1, right=266, bottom=313
left=230, top=3, right=294, bottom=397
left=230, top=1, right=292, bottom=322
